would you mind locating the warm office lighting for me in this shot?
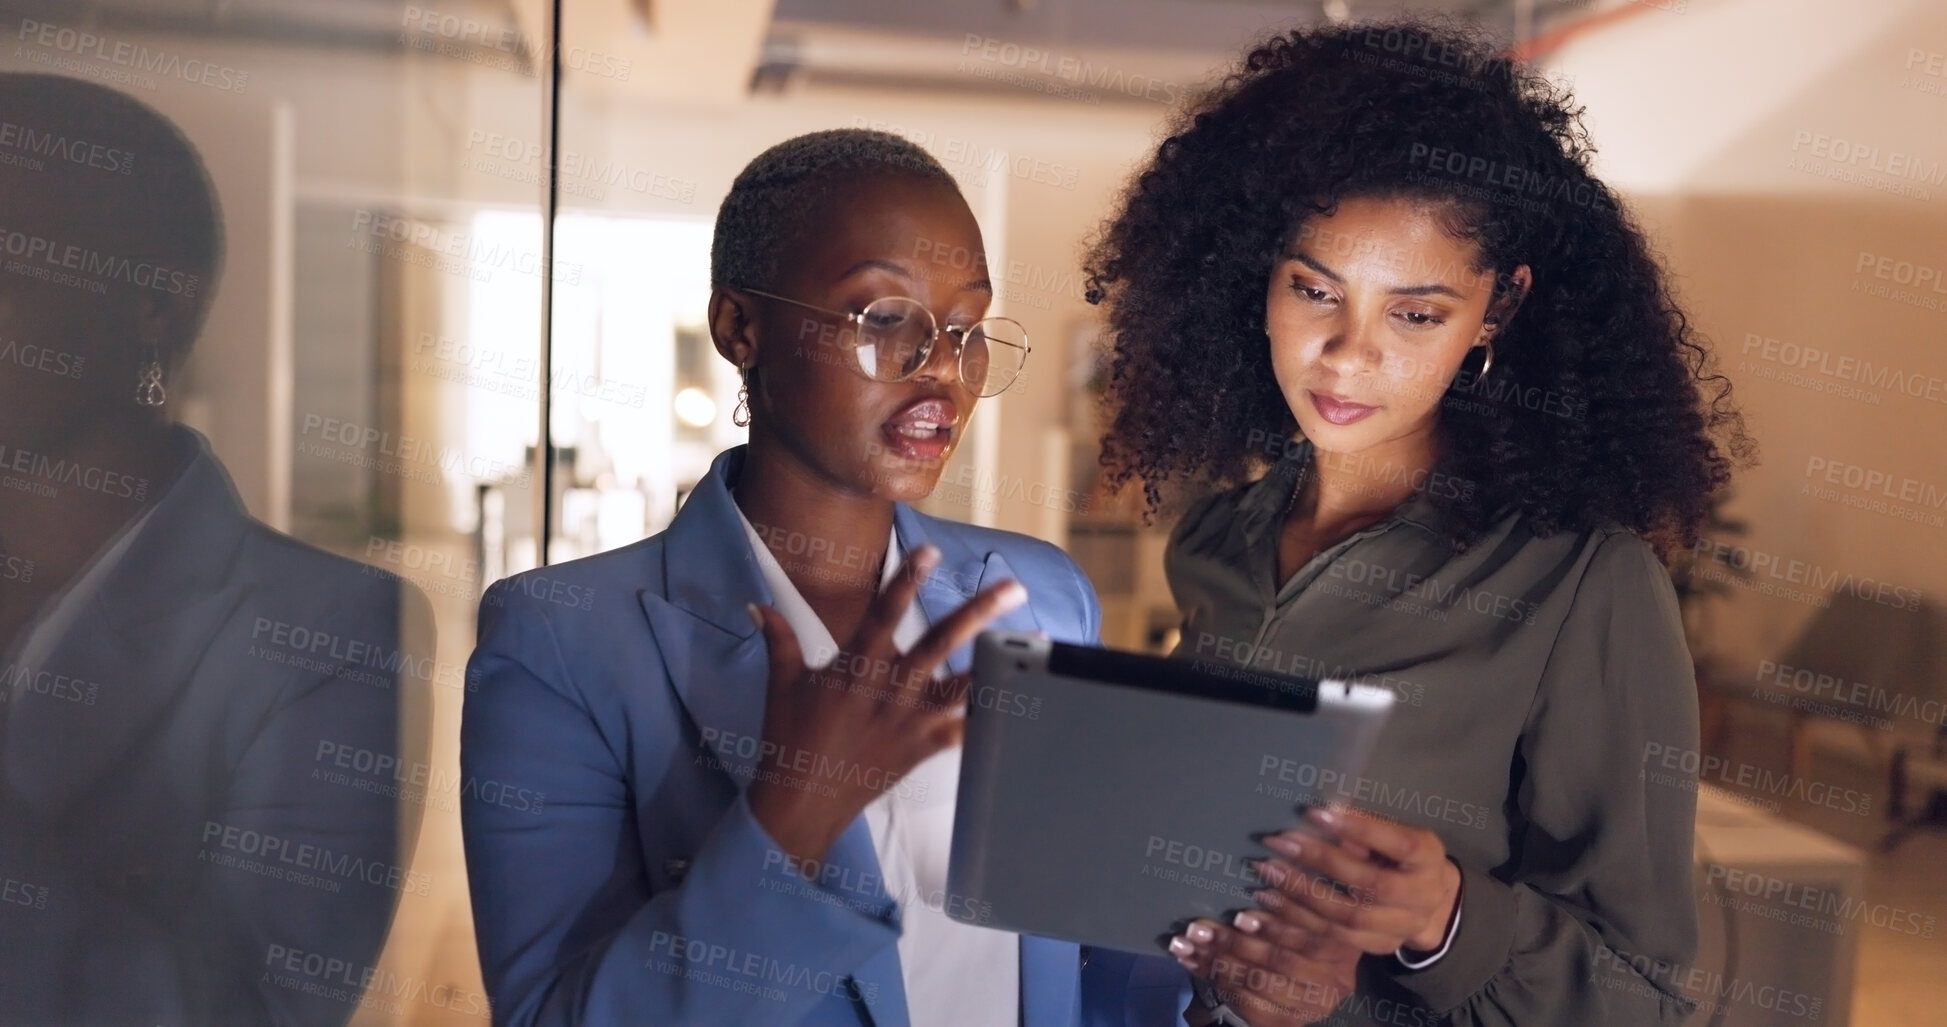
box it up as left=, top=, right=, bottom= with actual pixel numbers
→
left=673, top=386, right=717, bottom=427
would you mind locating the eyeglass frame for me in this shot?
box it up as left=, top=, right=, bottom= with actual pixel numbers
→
left=734, top=286, right=1031, bottom=397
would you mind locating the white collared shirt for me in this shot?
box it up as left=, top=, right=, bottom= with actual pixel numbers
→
left=735, top=510, right=1020, bottom=1027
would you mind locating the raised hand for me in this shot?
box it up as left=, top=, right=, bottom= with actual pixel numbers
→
left=743, top=543, right=1026, bottom=864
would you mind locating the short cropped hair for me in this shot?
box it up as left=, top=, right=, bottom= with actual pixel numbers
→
left=710, top=128, right=956, bottom=292
left=0, top=73, right=224, bottom=318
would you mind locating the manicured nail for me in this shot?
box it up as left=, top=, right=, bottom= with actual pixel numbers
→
left=1310, top=807, right=1339, bottom=827
left=745, top=603, right=763, bottom=629
left=1187, top=922, right=1214, bottom=943
left=913, top=545, right=941, bottom=573
left=1168, top=936, right=1194, bottom=957
left=1264, top=835, right=1302, bottom=858
left=1233, top=911, right=1263, bottom=934
left=993, top=580, right=1027, bottom=612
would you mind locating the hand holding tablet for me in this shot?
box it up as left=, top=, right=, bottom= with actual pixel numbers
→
left=1171, top=805, right=1464, bottom=1024
left=947, top=631, right=1396, bottom=957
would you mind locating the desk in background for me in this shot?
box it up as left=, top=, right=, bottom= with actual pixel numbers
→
left=1688, top=785, right=1867, bottom=1026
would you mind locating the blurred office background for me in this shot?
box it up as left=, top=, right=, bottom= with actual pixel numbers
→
left=2, top=0, right=1940, bottom=1022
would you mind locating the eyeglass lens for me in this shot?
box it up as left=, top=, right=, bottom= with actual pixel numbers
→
left=853, top=297, right=1026, bottom=396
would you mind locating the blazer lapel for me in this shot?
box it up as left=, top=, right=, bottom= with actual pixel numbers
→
left=647, top=448, right=777, bottom=786
left=660, top=454, right=1050, bottom=774
left=7, top=583, right=245, bottom=811
left=657, top=451, right=1082, bottom=1027
left=895, top=508, right=1044, bottom=677
left=639, top=594, right=769, bottom=786
left=5, top=432, right=249, bottom=811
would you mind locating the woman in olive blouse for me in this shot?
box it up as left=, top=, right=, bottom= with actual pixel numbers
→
left=1082, top=20, right=1751, bottom=1027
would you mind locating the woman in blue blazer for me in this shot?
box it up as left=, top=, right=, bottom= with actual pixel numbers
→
left=461, top=130, right=1192, bottom=1027
left=0, top=74, right=429, bottom=1026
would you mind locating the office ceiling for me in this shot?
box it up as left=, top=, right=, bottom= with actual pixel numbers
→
left=6, top=0, right=1620, bottom=52
left=3, top=0, right=1627, bottom=105
left=771, top=0, right=1518, bottom=54
left=0, top=0, right=493, bottom=47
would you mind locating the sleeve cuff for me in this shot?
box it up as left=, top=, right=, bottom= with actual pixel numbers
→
left=1379, top=861, right=1516, bottom=1014
left=733, top=793, right=900, bottom=924
left=1394, top=869, right=1463, bottom=969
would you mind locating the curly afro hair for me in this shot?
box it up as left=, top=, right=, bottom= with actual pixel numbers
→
left=1083, top=18, right=1751, bottom=554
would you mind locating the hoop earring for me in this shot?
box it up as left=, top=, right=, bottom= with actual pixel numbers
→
left=135, top=345, right=167, bottom=407
left=1477, top=342, right=1494, bottom=381
left=732, top=367, right=752, bottom=427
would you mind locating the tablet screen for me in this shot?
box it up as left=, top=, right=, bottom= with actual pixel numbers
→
left=949, top=632, right=1395, bottom=955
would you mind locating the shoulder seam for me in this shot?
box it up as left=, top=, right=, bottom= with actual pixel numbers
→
left=1521, top=528, right=1622, bottom=730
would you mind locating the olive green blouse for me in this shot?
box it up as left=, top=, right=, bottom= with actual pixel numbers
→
left=1166, top=441, right=1700, bottom=1026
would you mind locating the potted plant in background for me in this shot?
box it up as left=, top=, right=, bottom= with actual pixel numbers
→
left=1669, top=492, right=1751, bottom=756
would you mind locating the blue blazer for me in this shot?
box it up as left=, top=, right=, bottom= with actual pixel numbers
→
left=0, top=426, right=427, bottom=1026
left=462, top=446, right=1191, bottom=1027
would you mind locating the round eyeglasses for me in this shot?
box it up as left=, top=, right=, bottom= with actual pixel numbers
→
left=738, top=287, right=1031, bottom=398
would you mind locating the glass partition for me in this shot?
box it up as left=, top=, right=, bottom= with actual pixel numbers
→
left=4, top=2, right=1944, bottom=1024
left=0, top=2, right=545, bottom=1021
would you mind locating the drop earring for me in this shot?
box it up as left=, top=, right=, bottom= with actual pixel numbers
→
left=135, top=345, right=167, bottom=407
left=732, top=365, right=752, bottom=427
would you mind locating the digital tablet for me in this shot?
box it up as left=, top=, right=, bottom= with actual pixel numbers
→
left=947, top=631, right=1396, bottom=956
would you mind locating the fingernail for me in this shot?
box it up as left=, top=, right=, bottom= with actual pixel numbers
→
left=993, top=580, right=1027, bottom=612
left=914, top=545, right=941, bottom=572
left=1187, top=922, right=1214, bottom=943
left=1167, top=936, right=1194, bottom=957
left=1256, top=861, right=1288, bottom=886
left=1233, top=911, right=1262, bottom=933
left=1264, top=835, right=1301, bottom=858
left=744, top=603, right=763, bottom=629
left=1310, top=807, right=1338, bottom=826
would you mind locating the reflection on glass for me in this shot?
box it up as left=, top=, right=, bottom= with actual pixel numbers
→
left=0, top=73, right=430, bottom=1025
left=0, top=0, right=552, bottom=1018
